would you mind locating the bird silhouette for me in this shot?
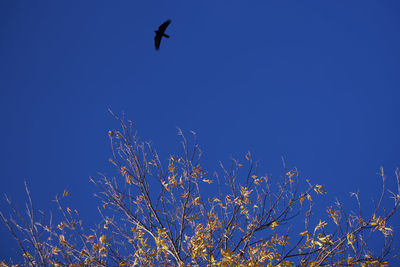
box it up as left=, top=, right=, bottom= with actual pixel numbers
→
left=154, top=20, right=171, bottom=50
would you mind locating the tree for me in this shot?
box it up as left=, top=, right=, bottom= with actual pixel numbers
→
left=1, top=114, right=399, bottom=266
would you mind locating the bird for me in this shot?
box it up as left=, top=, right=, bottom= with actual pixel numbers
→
left=154, top=20, right=171, bottom=50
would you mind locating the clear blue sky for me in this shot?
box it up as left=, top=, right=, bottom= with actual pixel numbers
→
left=1, top=0, right=400, bottom=263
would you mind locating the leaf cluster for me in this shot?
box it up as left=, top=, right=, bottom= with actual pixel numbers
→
left=1, top=114, right=399, bottom=266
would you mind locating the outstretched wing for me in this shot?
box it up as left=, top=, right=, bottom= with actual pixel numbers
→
left=158, top=19, right=171, bottom=33
left=154, top=34, right=161, bottom=50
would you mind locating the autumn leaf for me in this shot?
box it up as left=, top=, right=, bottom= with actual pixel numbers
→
left=314, top=220, right=327, bottom=232
left=240, top=186, right=253, bottom=199
left=99, top=235, right=110, bottom=245
left=270, top=221, right=279, bottom=230
left=59, top=235, right=67, bottom=245
left=300, top=230, right=311, bottom=236
left=62, top=189, right=70, bottom=197
left=314, top=184, right=326, bottom=195
left=161, top=180, right=169, bottom=191
left=52, top=247, right=61, bottom=255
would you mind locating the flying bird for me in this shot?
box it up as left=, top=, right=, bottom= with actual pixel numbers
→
left=154, top=20, right=171, bottom=50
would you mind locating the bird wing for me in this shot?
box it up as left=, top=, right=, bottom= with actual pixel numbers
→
left=158, top=19, right=171, bottom=33
left=154, top=34, right=161, bottom=50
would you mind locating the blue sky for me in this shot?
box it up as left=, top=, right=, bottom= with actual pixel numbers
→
left=1, top=0, right=400, bottom=263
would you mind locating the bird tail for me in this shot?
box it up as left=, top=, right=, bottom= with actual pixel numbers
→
left=163, top=34, right=170, bottom=38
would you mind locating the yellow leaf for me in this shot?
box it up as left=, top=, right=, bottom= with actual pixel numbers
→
left=99, top=235, right=109, bottom=245
left=270, top=221, right=279, bottom=230
left=299, top=230, right=311, bottom=236
left=62, top=190, right=70, bottom=197
left=85, top=235, right=95, bottom=243
left=240, top=186, right=253, bottom=198
left=318, top=234, right=333, bottom=245
left=120, top=166, right=128, bottom=175
left=168, top=162, right=176, bottom=173
left=299, top=194, right=305, bottom=207
left=52, top=247, right=60, bottom=255
left=314, top=220, right=327, bottom=232
left=192, top=196, right=203, bottom=206
left=347, top=233, right=355, bottom=246
left=314, top=184, right=326, bottom=195
left=59, top=235, right=67, bottom=245
left=161, top=180, right=169, bottom=191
